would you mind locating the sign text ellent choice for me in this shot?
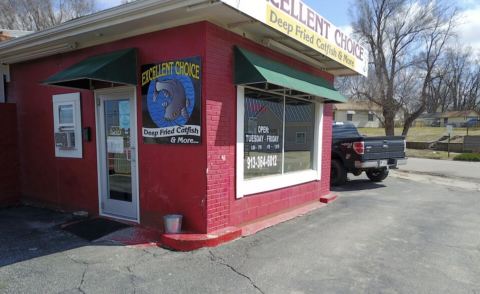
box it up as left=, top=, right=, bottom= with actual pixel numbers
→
left=268, top=0, right=365, bottom=62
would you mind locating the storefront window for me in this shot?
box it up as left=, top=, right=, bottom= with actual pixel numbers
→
left=284, top=98, right=315, bottom=173
left=243, top=89, right=315, bottom=179
left=244, top=90, right=283, bottom=179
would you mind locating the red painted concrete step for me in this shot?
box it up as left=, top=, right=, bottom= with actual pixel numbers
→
left=240, top=199, right=328, bottom=237
left=161, top=226, right=242, bottom=251
left=320, top=193, right=338, bottom=204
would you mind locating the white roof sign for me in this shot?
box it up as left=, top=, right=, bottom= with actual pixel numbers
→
left=221, top=0, right=368, bottom=76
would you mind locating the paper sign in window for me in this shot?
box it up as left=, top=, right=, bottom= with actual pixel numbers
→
left=107, top=136, right=124, bottom=154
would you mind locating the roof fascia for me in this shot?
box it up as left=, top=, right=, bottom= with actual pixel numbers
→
left=0, top=0, right=211, bottom=60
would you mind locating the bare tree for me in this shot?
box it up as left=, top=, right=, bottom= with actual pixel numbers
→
left=426, top=66, right=450, bottom=113
left=442, top=47, right=480, bottom=111
left=401, top=5, right=456, bottom=135
left=0, top=0, right=96, bottom=31
left=349, top=0, right=457, bottom=136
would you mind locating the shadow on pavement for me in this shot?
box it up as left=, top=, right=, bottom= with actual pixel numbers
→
left=0, top=206, right=144, bottom=267
left=331, top=179, right=386, bottom=192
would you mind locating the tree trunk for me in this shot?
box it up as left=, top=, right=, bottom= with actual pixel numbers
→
left=384, top=114, right=395, bottom=136
left=401, top=120, right=412, bottom=136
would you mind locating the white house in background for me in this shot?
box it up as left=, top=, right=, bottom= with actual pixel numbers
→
left=333, top=101, right=382, bottom=128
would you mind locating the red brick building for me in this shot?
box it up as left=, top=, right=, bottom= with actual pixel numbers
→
left=0, top=0, right=367, bottom=249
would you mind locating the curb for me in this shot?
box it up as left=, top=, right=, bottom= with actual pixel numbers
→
left=391, top=170, right=480, bottom=192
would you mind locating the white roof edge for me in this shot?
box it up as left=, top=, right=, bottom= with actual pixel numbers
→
left=0, top=0, right=211, bottom=58
left=0, top=0, right=360, bottom=76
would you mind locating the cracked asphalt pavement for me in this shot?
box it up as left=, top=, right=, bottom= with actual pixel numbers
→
left=1, top=174, right=480, bottom=293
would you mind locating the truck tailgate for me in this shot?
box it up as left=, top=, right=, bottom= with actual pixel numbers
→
left=363, top=136, right=405, bottom=160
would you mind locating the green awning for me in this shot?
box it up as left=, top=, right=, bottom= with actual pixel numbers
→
left=43, top=48, right=137, bottom=89
left=234, top=47, right=346, bottom=103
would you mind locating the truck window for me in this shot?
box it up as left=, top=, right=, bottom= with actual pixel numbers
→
left=333, top=123, right=360, bottom=138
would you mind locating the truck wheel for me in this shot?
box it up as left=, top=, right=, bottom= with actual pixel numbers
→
left=331, top=159, right=347, bottom=186
left=366, top=168, right=389, bottom=182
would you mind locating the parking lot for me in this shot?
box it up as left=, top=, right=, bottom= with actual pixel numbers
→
left=1, top=175, right=479, bottom=294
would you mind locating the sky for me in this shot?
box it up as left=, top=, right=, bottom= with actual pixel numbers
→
left=96, top=0, right=480, bottom=52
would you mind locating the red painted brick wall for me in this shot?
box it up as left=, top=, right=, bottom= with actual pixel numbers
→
left=9, top=20, right=334, bottom=234
left=9, top=23, right=208, bottom=232
left=204, top=23, right=334, bottom=232
left=0, top=104, right=19, bottom=207
left=322, top=104, right=334, bottom=190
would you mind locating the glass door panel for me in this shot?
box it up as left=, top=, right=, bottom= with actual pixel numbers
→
left=104, top=99, right=132, bottom=202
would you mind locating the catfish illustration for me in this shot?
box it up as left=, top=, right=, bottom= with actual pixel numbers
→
left=152, top=79, right=190, bottom=121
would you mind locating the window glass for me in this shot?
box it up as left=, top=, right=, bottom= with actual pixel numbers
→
left=333, top=123, right=360, bottom=138
left=284, top=98, right=315, bottom=173
left=244, top=90, right=283, bottom=179
left=105, top=99, right=132, bottom=202
left=243, top=89, right=317, bottom=179
left=368, top=113, right=374, bottom=121
left=347, top=113, right=353, bottom=121
left=296, top=132, right=306, bottom=144
left=59, top=104, right=74, bottom=124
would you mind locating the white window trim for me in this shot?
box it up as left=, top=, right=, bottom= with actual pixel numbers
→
left=52, top=93, right=82, bottom=158
left=236, top=86, right=324, bottom=199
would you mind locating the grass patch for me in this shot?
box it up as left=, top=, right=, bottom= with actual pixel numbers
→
left=358, top=127, right=480, bottom=142
left=406, top=149, right=460, bottom=160
left=453, top=153, right=480, bottom=162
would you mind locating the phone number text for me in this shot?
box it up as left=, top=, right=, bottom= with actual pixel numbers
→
left=246, top=155, right=278, bottom=170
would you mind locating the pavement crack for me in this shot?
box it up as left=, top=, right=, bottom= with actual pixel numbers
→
left=125, top=261, right=146, bottom=293
left=68, top=256, right=88, bottom=293
left=208, top=250, right=265, bottom=294
left=126, top=265, right=137, bottom=291
left=140, top=248, right=168, bottom=258
left=68, top=256, right=89, bottom=266
left=78, top=267, right=87, bottom=294
left=124, top=248, right=167, bottom=274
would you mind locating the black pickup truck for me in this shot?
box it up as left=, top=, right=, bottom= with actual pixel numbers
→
left=331, top=122, right=407, bottom=186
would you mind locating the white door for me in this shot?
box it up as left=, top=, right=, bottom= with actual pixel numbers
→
left=96, top=88, right=139, bottom=221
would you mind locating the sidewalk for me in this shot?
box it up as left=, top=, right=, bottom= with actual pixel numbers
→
left=399, top=158, right=480, bottom=183
left=392, top=157, right=480, bottom=191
